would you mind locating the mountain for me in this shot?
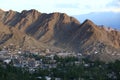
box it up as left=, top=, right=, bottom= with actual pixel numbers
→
left=74, top=12, right=120, bottom=30
left=0, top=9, right=80, bottom=50
left=0, top=9, right=120, bottom=62
left=68, top=19, right=120, bottom=62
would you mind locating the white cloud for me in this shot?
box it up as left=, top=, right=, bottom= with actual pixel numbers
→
left=0, top=0, right=120, bottom=15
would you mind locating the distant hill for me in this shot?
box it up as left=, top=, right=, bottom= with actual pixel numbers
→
left=0, top=9, right=120, bottom=62
left=74, top=12, right=120, bottom=30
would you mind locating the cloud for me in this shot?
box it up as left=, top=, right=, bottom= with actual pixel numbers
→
left=107, top=0, right=120, bottom=8
left=103, top=0, right=120, bottom=13
left=0, top=0, right=120, bottom=15
left=55, top=4, right=79, bottom=9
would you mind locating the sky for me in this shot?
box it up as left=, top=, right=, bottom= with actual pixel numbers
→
left=0, top=0, right=120, bottom=15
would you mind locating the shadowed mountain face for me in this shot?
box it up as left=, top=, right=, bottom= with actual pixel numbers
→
left=0, top=9, right=120, bottom=62
left=0, top=9, right=80, bottom=43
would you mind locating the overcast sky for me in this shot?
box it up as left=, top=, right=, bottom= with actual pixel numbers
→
left=0, top=0, right=120, bottom=15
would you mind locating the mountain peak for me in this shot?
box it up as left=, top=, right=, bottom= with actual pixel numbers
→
left=7, top=10, right=17, bottom=15
left=84, top=19, right=92, bottom=22
left=21, top=9, right=41, bottom=16
left=0, top=9, right=4, bottom=12
left=82, top=19, right=95, bottom=26
left=80, top=19, right=98, bottom=31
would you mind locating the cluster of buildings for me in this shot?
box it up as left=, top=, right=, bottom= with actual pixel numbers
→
left=0, top=44, right=119, bottom=80
left=0, top=45, right=83, bottom=73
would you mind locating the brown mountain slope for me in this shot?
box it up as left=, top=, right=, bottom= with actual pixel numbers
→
left=0, top=9, right=80, bottom=46
left=0, top=22, right=12, bottom=44
left=69, top=19, right=120, bottom=50
left=68, top=19, right=120, bottom=62
left=0, top=9, right=120, bottom=62
left=0, top=22, right=45, bottom=49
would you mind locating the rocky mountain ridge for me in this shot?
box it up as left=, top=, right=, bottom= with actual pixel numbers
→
left=0, top=9, right=120, bottom=62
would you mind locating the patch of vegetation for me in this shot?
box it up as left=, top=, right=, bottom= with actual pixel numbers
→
left=0, top=57, right=120, bottom=80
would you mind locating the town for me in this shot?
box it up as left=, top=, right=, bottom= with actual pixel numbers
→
left=0, top=44, right=81, bottom=69
left=0, top=44, right=120, bottom=80
left=0, top=44, right=84, bottom=80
